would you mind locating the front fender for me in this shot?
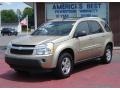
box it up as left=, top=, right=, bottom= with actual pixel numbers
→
left=52, top=42, right=75, bottom=68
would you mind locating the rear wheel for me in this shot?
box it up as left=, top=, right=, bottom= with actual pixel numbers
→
left=101, top=45, right=113, bottom=64
left=55, top=52, right=73, bottom=78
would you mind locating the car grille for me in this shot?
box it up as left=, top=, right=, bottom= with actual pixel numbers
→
left=10, top=44, right=35, bottom=55
left=10, top=48, right=33, bottom=55
left=12, top=44, right=35, bottom=47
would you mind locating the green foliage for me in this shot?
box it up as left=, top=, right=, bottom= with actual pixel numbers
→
left=1, top=7, right=34, bottom=29
left=22, top=7, right=34, bottom=28
left=1, top=10, right=18, bottom=23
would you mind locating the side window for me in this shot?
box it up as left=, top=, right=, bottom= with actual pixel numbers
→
left=75, top=21, right=89, bottom=35
left=88, top=21, right=104, bottom=34
left=101, top=21, right=111, bottom=32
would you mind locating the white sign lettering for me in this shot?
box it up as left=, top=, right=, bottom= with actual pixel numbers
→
left=45, top=3, right=109, bottom=22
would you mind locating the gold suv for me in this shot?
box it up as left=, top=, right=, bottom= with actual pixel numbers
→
left=5, top=17, right=113, bottom=78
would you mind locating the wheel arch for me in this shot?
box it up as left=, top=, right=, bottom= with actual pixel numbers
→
left=59, top=48, right=74, bottom=61
left=53, top=47, right=75, bottom=68
left=106, top=42, right=113, bottom=50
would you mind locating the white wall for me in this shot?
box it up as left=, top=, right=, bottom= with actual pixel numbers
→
left=17, top=23, right=22, bottom=33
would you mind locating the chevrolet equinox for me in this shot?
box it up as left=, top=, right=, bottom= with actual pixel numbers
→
left=5, top=17, right=114, bottom=78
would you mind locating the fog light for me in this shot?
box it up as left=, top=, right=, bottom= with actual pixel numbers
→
left=41, top=59, right=46, bottom=63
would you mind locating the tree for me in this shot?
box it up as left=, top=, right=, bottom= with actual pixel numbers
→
left=1, top=10, right=18, bottom=23
left=17, top=9, right=22, bottom=22
left=22, top=7, right=34, bottom=28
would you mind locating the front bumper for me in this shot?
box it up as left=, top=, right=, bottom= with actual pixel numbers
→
left=5, top=54, right=55, bottom=72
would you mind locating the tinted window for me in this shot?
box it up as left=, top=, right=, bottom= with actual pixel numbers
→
left=88, top=21, right=103, bottom=34
left=31, top=21, right=75, bottom=36
left=2, top=28, right=9, bottom=31
left=101, top=21, right=111, bottom=32
left=75, top=21, right=89, bottom=35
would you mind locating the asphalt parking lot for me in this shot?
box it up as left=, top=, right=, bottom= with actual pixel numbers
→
left=0, top=49, right=120, bottom=88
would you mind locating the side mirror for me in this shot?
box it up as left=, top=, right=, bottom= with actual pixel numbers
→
left=74, top=30, right=87, bottom=38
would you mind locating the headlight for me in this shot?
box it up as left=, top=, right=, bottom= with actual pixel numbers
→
left=34, top=43, right=54, bottom=55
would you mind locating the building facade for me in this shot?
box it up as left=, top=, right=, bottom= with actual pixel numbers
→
left=27, top=2, right=120, bottom=46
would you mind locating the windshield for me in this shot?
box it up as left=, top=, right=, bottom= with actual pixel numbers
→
left=31, top=21, right=75, bottom=36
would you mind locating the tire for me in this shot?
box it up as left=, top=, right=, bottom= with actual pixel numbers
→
left=55, top=52, right=73, bottom=78
left=14, top=69, right=28, bottom=74
left=101, top=45, right=113, bottom=64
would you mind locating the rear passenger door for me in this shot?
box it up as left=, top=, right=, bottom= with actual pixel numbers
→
left=87, top=20, right=106, bottom=57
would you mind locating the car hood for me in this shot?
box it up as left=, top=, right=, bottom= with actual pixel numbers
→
left=11, top=35, right=69, bottom=45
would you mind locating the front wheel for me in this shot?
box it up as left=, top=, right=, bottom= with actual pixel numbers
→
left=14, top=69, right=28, bottom=74
left=55, top=53, right=73, bottom=78
left=101, top=45, right=113, bottom=64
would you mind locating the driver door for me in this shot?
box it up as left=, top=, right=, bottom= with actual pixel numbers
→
left=74, top=21, right=94, bottom=62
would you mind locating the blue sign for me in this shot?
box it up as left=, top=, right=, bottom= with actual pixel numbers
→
left=46, top=3, right=109, bottom=22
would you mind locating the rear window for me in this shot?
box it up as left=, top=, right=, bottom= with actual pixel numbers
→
left=101, top=21, right=111, bottom=32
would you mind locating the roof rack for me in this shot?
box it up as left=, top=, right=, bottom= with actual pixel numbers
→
left=49, top=17, right=104, bottom=22
left=49, top=18, right=64, bottom=21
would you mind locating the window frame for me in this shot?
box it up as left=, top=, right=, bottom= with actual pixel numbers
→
left=87, top=20, right=104, bottom=35
left=101, top=21, right=111, bottom=32
left=74, top=21, right=90, bottom=37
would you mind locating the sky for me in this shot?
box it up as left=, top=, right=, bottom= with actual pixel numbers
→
left=0, top=2, right=31, bottom=11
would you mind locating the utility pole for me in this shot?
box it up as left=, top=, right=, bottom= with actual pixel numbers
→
left=26, top=15, right=28, bottom=35
left=0, top=10, right=1, bottom=30
left=17, top=9, right=22, bottom=33
left=0, top=3, right=2, bottom=30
